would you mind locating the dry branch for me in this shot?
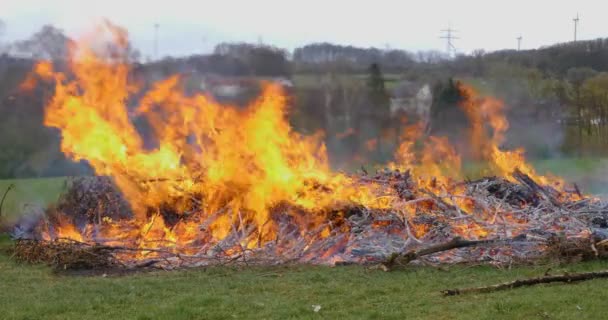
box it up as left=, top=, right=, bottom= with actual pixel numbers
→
left=383, top=236, right=525, bottom=269
left=420, top=188, right=459, bottom=213
left=442, top=270, right=608, bottom=296
left=512, top=168, right=560, bottom=207
left=0, top=183, right=14, bottom=220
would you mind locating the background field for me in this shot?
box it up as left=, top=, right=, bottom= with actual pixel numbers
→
left=0, top=176, right=68, bottom=224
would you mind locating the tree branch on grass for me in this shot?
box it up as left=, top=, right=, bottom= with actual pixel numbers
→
left=0, top=183, right=15, bottom=220
left=442, top=270, right=608, bottom=296
left=383, top=235, right=526, bottom=270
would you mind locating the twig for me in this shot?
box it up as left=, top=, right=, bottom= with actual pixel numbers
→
left=0, top=183, right=15, bottom=219
left=442, top=270, right=608, bottom=296
left=420, top=188, right=459, bottom=213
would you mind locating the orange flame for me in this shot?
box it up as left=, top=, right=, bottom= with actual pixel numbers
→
left=31, top=22, right=394, bottom=252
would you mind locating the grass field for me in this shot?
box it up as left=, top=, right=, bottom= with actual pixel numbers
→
left=1, top=235, right=608, bottom=319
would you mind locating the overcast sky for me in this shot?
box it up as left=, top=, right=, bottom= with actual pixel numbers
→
left=1, top=0, right=605, bottom=58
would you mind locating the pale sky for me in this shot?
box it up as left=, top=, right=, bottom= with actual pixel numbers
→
left=1, top=0, right=605, bottom=58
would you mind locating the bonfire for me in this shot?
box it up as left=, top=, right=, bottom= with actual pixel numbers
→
left=12, top=22, right=608, bottom=271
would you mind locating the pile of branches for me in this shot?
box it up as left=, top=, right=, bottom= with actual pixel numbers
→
left=55, top=177, right=133, bottom=224
left=12, top=238, right=119, bottom=270
left=349, top=167, right=608, bottom=269
left=10, top=169, right=608, bottom=271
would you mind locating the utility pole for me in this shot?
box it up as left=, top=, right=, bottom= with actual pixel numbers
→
left=517, top=36, right=522, bottom=51
left=440, top=25, right=459, bottom=57
left=154, top=23, right=160, bottom=59
left=573, top=13, right=580, bottom=42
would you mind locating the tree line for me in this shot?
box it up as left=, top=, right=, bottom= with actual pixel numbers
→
left=4, top=21, right=608, bottom=178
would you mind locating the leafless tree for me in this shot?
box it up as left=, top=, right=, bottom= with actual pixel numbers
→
left=10, top=25, right=72, bottom=60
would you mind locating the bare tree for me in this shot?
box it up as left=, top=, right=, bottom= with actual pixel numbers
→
left=214, top=42, right=290, bottom=76
left=416, top=50, right=447, bottom=64
left=10, top=24, right=72, bottom=60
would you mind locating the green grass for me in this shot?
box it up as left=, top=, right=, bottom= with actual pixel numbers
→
left=0, top=177, right=68, bottom=224
left=532, top=158, right=608, bottom=194
left=1, top=235, right=607, bottom=319
left=532, top=158, right=606, bottom=177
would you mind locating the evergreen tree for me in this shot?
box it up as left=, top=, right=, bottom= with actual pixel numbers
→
left=367, top=63, right=389, bottom=113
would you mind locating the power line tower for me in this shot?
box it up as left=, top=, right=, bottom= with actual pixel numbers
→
left=440, top=26, right=459, bottom=57
left=573, top=13, right=580, bottom=42
left=517, top=36, right=522, bottom=51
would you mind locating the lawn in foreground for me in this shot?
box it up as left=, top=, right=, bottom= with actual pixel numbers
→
left=1, top=236, right=607, bottom=320
left=1, top=160, right=608, bottom=319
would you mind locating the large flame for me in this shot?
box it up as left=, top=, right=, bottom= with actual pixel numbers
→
left=26, top=22, right=583, bottom=264
left=32, top=22, right=393, bottom=251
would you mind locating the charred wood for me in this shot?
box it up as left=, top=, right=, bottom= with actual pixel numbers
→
left=512, top=168, right=561, bottom=207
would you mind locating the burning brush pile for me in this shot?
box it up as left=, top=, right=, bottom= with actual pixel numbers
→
left=11, top=22, right=608, bottom=271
